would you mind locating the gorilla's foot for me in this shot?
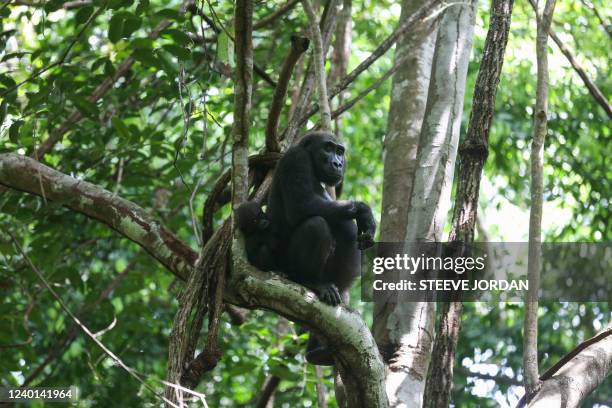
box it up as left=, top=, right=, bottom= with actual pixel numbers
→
left=305, top=345, right=335, bottom=366
left=306, top=334, right=335, bottom=366
left=318, top=284, right=342, bottom=306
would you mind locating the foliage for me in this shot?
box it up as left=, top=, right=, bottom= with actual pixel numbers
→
left=0, top=0, right=609, bottom=406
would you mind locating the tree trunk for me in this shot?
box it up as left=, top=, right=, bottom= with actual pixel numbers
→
left=374, top=5, right=437, bottom=400
left=376, top=0, right=477, bottom=406
left=524, top=0, right=556, bottom=397
left=423, top=1, right=515, bottom=406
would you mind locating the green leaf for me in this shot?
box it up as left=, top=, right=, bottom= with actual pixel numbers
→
left=156, top=50, right=177, bottom=76
left=121, top=13, right=141, bottom=38
left=108, top=0, right=134, bottom=10
left=0, top=101, right=8, bottom=126
left=0, top=74, right=17, bottom=89
left=75, top=6, right=94, bottom=25
left=130, top=38, right=153, bottom=49
left=111, top=117, right=131, bottom=138
left=135, top=0, right=149, bottom=15
left=162, top=44, right=190, bottom=61
left=156, top=8, right=180, bottom=20
left=9, top=120, right=23, bottom=144
left=164, top=28, right=191, bottom=46
left=71, top=97, right=99, bottom=118
left=90, top=57, right=107, bottom=72
left=44, top=0, right=63, bottom=13
left=217, top=31, right=233, bottom=66
left=108, top=14, right=125, bottom=43
left=104, top=60, right=116, bottom=77
left=133, top=48, right=159, bottom=68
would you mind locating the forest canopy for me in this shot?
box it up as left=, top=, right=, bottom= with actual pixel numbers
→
left=0, top=0, right=610, bottom=407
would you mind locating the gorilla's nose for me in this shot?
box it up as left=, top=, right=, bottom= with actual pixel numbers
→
left=332, top=160, right=342, bottom=169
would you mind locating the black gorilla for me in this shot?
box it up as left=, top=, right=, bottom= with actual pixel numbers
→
left=237, top=131, right=376, bottom=365
left=269, top=131, right=375, bottom=365
left=235, top=201, right=276, bottom=272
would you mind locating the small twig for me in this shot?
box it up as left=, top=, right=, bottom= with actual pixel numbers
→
left=527, top=0, right=611, bottom=118
left=302, top=0, right=332, bottom=131
left=579, top=0, right=611, bottom=37
left=254, top=0, right=300, bottom=30
left=314, top=366, right=328, bottom=408
left=1, top=3, right=106, bottom=97
left=8, top=231, right=181, bottom=408
left=265, top=35, right=310, bottom=152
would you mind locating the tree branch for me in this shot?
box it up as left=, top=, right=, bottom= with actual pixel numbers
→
left=518, top=323, right=612, bottom=408
left=228, top=242, right=389, bottom=408
left=0, top=153, right=196, bottom=280
left=266, top=35, right=310, bottom=152
left=254, top=0, right=300, bottom=30
left=296, top=0, right=445, bottom=128
left=527, top=0, right=611, bottom=118
left=302, top=0, right=332, bottom=131
left=524, top=0, right=556, bottom=397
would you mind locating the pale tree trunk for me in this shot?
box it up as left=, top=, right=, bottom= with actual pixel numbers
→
left=527, top=322, right=612, bottom=408
left=523, top=0, right=556, bottom=397
left=423, top=1, right=515, bottom=406
left=405, top=1, right=476, bottom=244
left=376, top=2, right=477, bottom=407
left=377, top=0, right=437, bottom=245
left=374, top=0, right=436, bottom=406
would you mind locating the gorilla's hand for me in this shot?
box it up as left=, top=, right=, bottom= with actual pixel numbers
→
left=354, top=202, right=376, bottom=249
left=318, top=284, right=342, bottom=306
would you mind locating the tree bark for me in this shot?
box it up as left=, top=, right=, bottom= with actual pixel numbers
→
left=229, top=242, right=389, bottom=408
left=423, top=1, right=515, bottom=406
left=524, top=0, right=556, bottom=397
left=0, top=153, right=196, bottom=280
left=526, top=322, right=612, bottom=408
left=374, top=10, right=437, bottom=403
left=388, top=2, right=477, bottom=406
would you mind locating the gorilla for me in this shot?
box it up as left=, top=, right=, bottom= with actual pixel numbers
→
left=237, top=131, right=376, bottom=365
left=234, top=201, right=276, bottom=272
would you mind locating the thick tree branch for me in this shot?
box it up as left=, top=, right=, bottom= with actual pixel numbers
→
left=519, top=323, right=612, bottom=408
left=423, top=1, right=514, bottom=406
left=0, top=153, right=197, bottom=280
left=228, top=242, right=389, bottom=408
left=266, top=36, right=310, bottom=152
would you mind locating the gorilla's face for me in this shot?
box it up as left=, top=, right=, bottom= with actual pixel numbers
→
left=303, top=132, right=345, bottom=187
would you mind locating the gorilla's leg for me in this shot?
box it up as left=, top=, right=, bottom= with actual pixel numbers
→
left=326, top=220, right=360, bottom=295
left=286, top=216, right=337, bottom=293
left=305, top=220, right=360, bottom=366
left=286, top=217, right=342, bottom=365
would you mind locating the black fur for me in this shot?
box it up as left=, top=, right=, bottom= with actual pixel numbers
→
left=235, top=201, right=276, bottom=271
left=267, top=131, right=376, bottom=365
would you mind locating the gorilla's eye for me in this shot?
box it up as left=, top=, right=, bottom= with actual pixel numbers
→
left=324, top=142, right=335, bottom=152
